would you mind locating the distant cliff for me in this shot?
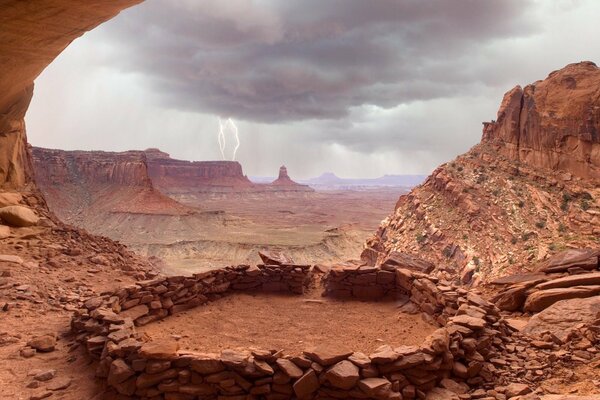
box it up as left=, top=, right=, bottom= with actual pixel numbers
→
left=32, top=147, right=153, bottom=187
left=31, top=147, right=191, bottom=220
left=144, top=150, right=313, bottom=197
left=144, top=148, right=253, bottom=195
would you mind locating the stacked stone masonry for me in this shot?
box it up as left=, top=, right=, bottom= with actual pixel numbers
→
left=72, top=262, right=514, bottom=399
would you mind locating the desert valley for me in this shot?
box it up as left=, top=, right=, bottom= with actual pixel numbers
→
left=1, top=2, right=600, bottom=400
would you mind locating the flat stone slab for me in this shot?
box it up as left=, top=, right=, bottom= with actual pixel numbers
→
left=523, top=285, right=600, bottom=312
left=522, top=296, right=600, bottom=342
left=538, top=248, right=599, bottom=273
left=536, top=272, right=600, bottom=290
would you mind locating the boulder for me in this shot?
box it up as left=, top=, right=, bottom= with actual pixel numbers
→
left=449, top=315, right=486, bottom=330
left=492, top=284, right=530, bottom=311
left=108, top=359, right=135, bottom=385
left=0, top=205, right=39, bottom=227
left=358, top=378, right=392, bottom=398
left=324, top=360, right=360, bottom=390
left=27, top=335, right=56, bottom=352
left=523, top=285, right=600, bottom=312
left=258, top=250, right=294, bottom=265
left=138, top=340, right=178, bottom=360
left=522, top=296, right=600, bottom=342
left=119, top=304, right=149, bottom=322
left=505, top=383, right=532, bottom=398
left=293, top=370, right=319, bottom=399
left=303, top=346, right=353, bottom=366
left=0, top=192, right=22, bottom=207
left=538, top=249, right=599, bottom=273
left=275, top=358, right=303, bottom=379
left=381, top=251, right=435, bottom=273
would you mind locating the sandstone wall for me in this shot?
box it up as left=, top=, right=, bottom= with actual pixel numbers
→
left=144, top=148, right=252, bottom=192
left=0, top=1, right=142, bottom=190
left=32, top=147, right=153, bottom=187
left=482, top=61, right=600, bottom=180
left=72, top=263, right=514, bottom=399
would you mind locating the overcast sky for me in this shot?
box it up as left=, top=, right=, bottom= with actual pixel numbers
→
left=25, top=0, right=600, bottom=179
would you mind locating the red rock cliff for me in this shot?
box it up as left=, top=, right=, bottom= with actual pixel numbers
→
left=482, top=61, right=600, bottom=180
left=32, top=147, right=153, bottom=187
left=144, top=149, right=253, bottom=194
left=31, top=147, right=191, bottom=218
left=364, top=62, right=600, bottom=284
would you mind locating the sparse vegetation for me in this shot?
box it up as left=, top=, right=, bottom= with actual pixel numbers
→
left=558, top=223, right=567, bottom=233
left=535, top=220, right=546, bottom=229
left=560, top=192, right=572, bottom=212
left=416, top=233, right=426, bottom=244
left=521, top=232, right=534, bottom=242
left=517, top=200, right=524, bottom=208
left=510, top=236, right=518, bottom=245
left=442, top=246, right=453, bottom=258
left=581, top=199, right=591, bottom=211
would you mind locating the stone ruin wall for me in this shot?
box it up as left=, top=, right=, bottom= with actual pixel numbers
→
left=71, top=263, right=513, bottom=399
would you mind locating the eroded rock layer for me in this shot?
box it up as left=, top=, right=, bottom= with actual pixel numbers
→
left=482, top=61, right=600, bottom=180
left=364, top=63, right=600, bottom=284
left=31, top=147, right=191, bottom=221
left=144, top=148, right=254, bottom=195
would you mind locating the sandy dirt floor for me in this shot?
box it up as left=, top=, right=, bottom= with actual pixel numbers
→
left=138, top=290, right=436, bottom=356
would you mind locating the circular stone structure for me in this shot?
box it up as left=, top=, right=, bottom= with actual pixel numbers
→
left=71, top=263, right=515, bottom=399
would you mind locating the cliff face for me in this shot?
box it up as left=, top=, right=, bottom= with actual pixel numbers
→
left=145, top=148, right=253, bottom=195
left=31, top=147, right=191, bottom=220
left=145, top=150, right=314, bottom=197
left=482, top=61, right=600, bottom=180
left=364, top=62, right=600, bottom=285
left=0, top=1, right=141, bottom=190
left=32, top=148, right=153, bottom=187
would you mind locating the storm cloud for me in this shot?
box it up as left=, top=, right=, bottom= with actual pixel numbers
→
left=25, top=0, right=600, bottom=178
left=95, top=0, right=535, bottom=122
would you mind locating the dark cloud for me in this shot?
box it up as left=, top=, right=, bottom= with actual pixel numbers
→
left=27, top=0, right=600, bottom=178
left=98, top=0, right=536, bottom=122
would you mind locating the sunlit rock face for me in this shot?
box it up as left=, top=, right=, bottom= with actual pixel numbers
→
left=482, top=61, right=600, bottom=180
left=0, top=0, right=142, bottom=189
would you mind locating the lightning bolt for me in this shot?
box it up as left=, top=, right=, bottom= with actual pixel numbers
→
left=228, top=118, right=240, bottom=161
left=217, top=117, right=227, bottom=160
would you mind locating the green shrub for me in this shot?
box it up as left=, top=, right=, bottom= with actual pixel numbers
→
left=535, top=220, right=546, bottom=229
left=581, top=199, right=591, bottom=211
